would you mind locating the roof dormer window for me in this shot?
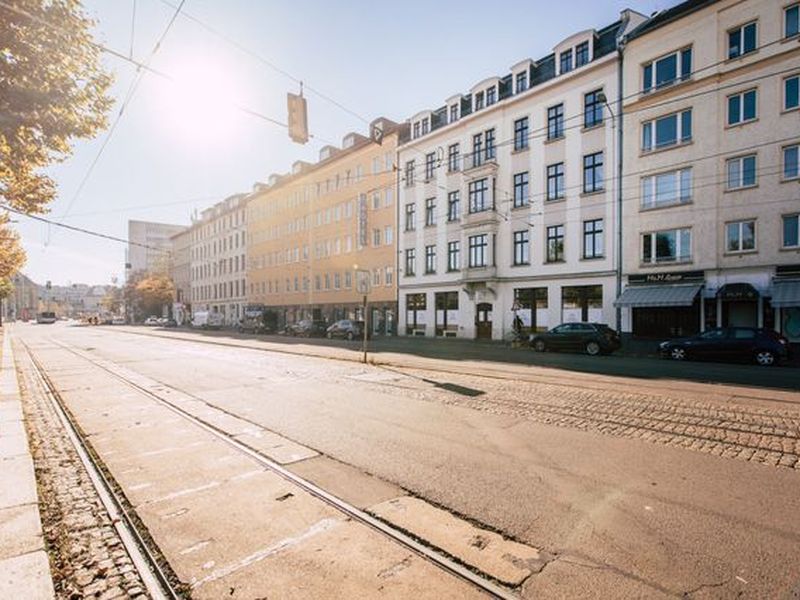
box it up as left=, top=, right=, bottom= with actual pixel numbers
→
left=560, top=49, right=573, bottom=74
left=475, top=91, right=485, bottom=111
left=413, top=121, right=420, bottom=139
left=576, top=41, right=590, bottom=67
left=486, top=86, right=496, bottom=106
left=515, top=71, right=528, bottom=94
left=450, top=104, right=459, bottom=123
left=421, top=117, right=429, bottom=134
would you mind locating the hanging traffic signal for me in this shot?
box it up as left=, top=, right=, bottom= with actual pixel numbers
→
left=287, top=93, right=309, bottom=144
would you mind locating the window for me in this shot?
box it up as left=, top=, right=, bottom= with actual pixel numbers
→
left=485, top=129, right=495, bottom=160
left=546, top=225, right=564, bottom=262
left=728, top=22, right=757, bottom=58
left=513, top=172, right=529, bottom=207
left=447, top=191, right=460, bottom=221
left=727, top=89, right=757, bottom=125
left=345, top=271, right=352, bottom=288
left=385, top=267, right=393, bottom=286
left=513, top=230, right=530, bottom=265
left=726, top=220, right=756, bottom=253
left=547, top=163, right=565, bottom=200
left=405, top=248, right=416, bottom=276
left=783, top=214, right=799, bottom=248
left=450, top=104, right=459, bottom=123
left=425, top=245, right=436, bottom=274
left=468, top=178, right=489, bottom=213
left=421, top=117, right=429, bottom=135
left=583, top=89, right=603, bottom=129
left=472, top=133, right=483, bottom=167
left=726, top=155, right=757, bottom=189
left=560, top=49, right=573, bottom=74
left=404, top=203, right=416, bottom=231
left=425, top=152, right=436, bottom=180
left=514, top=117, right=529, bottom=151
left=447, top=143, right=460, bottom=172
left=642, top=109, right=692, bottom=151
left=372, top=192, right=381, bottom=209
left=405, top=160, right=415, bottom=186
left=641, top=229, right=692, bottom=263
left=373, top=228, right=381, bottom=246
left=641, top=168, right=692, bottom=209
left=784, top=144, right=799, bottom=179
left=475, top=91, right=484, bottom=110
left=785, top=75, right=799, bottom=110
left=486, top=86, right=496, bottom=106
left=583, top=152, right=604, bottom=193
left=447, top=241, right=460, bottom=271
left=385, top=225, right=393, bottom=245
left=643, top=47, right=692, bottom=92
left=576, top=41, right=590, bottom=67
left=786, top=4, right=799, bottom=38
left=425, top=197, right=436, bottom=226
left=547, top=103, right=564, bottom=140
left=583, top=219, right=604, bottom=259
left=468, top=234, right=488, bottom=267
left=516, top=71, right=528, bottom=94
left=413, top=122, right=420, bottom=139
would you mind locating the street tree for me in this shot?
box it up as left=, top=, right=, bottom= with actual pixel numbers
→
left=0, top=0, right=113, bottom=274
left=0, top=277, right=14, bottom=326
left=99, top=286, right=122, bottom=314
left=133, top=274, right=175, bottom=318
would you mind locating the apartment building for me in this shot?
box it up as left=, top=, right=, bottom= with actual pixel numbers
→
left=397, top=10, right=646, bottom=340
left=616, top=0, right=800, bottom=342
left=169, top=227, right=192, bottom=324
left=126, top=220, right=185, bottom=276
left=246, top=118, right=401, bottom=334
left=188, top=194, right=248, bottom=326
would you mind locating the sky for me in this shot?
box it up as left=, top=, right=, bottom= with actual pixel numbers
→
left=15, top=0, right=676, bottom=286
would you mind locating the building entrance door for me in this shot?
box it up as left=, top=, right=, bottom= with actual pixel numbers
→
left=476, top=303, right=492, bottom=339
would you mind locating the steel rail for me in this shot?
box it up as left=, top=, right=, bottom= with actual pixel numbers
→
left=21, top=341, right=182, bottom=600
left=45, top=338, right=519, bottom=599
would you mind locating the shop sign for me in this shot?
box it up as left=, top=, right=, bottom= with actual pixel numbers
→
left=628, top=270, right=704, bottom=285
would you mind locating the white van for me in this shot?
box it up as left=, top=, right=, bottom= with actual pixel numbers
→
left=191, top=311, right=224, bottom=329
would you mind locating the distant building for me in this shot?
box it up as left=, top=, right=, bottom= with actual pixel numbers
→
left=169, top=227, right=193, bottom=324
left=127, top=220, right=186, bottom=277
left=188, top=194, right=249, bottom=326
left=5, top=273, right=40, bottom=321
left=246, top=118, right=403, bottom=334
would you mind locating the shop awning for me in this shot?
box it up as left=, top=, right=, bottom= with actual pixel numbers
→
left=614, top=284, right=702, bottom=308
left=771, top=280, right=800, bottom=307
left=716, top=282, right=759, bottom=300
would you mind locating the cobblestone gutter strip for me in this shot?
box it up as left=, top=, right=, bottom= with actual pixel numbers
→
left=15, top=344, right=150, bottom=600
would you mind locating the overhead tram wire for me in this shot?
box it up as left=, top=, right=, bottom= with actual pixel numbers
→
left=1, top=204, right=171, bottom=254
left=57, top=0, right=188, bottom=224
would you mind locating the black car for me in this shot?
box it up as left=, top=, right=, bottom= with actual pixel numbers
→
left=531, top=322, right=621, bottom=356
left=659, top=327, right=790, bottom=366
left=287, top=319, right=328, bottom=337
left=326, top=319, right=366, bottom=341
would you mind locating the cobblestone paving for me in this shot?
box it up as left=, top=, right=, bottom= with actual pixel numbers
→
left=364, top=367, right=800, bottom=470
left=16, top=346, right=149, bottom=599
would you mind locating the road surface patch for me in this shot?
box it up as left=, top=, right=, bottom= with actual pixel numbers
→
left=369, top=496, right=549, bottom=585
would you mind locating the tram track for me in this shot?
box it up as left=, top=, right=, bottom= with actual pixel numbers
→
left=33, top=336, right=520, bottom=599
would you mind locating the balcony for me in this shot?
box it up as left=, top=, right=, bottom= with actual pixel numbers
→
left=461, top=265, right=497, bottom=283
left=462, top=207, right=499, bottom=230
left=463, top=152, right=498, bottom=176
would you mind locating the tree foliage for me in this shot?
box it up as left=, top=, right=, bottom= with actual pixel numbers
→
left=99, top=285, right=122, bottom=314
left=1, top=0, right=113, bottom=213
left=0, top=215, right=26, bottom=278
left=126, top=274, right=174, bottom=318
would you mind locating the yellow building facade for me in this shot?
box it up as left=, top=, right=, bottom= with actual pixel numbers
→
left=246, top=118, right=403, bottom=334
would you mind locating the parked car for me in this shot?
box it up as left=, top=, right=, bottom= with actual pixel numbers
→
left=111, top=317, right=126, bottom=325
left=238, top=305, right=278, bottom=334
left=36, top=311, right=57, bottom=324
left=659, top=327, right=790, bottom=366
left=531, top=322, right=621, bottom=356
left=286, top=319, right=328, bottom=337
left=326, top=319, right=366, bottom=341
left=144, top=316, right=160, bottom=326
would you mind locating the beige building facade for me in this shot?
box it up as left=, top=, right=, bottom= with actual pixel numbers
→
left=169, top=227, right=192, bottom=324
left=616, top=0, right=800, bottom=341
left=246, top=118, right=402, bottom=334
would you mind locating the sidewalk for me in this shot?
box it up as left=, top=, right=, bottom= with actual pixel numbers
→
left=0, top=329, right=55, bottom=599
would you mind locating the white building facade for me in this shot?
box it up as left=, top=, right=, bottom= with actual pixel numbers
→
left=126, top=220, right=185, bottom=276
left=189, top=194, right=249, bottom=326
left=398, top=10, right=646, bottom=340
left=617, top=0, right=800, bottom=342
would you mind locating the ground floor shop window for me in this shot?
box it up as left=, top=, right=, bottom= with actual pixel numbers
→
left=633, top=303, right=700, bottom=338
left=406, top=293, right=427, bottom=335
left=514, top=287, right=548, bottom=333
left=781, top=307, right=800, bottom=342
left=562, top=285, right=603, bottom=323
left=435, top=292, right=459, bottom=336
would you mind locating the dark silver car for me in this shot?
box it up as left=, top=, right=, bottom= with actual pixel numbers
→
left=325, top=319, right=366, bottom=341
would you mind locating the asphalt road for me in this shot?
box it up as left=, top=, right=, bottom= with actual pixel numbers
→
left=14, top=322, right=800, bottom=598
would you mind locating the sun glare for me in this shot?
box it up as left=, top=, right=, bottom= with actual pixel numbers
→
left=154, top=55, right=246, bottom=148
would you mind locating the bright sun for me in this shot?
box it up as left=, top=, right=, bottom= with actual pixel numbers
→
left=154, top=54, right=247, bottom=148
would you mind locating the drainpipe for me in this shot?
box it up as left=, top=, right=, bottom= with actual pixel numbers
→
left=615, top=38, right=626, bottom=334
